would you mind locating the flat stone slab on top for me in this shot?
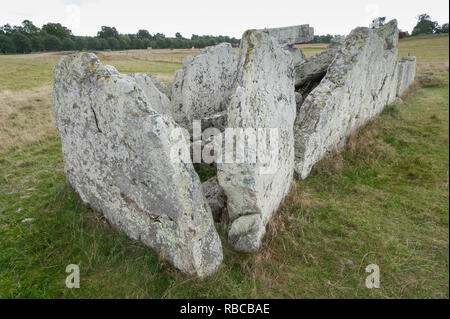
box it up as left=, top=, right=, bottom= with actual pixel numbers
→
left=259, top=24, right=314, bottom=47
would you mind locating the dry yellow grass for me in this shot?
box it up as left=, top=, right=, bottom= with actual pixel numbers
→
left=0, top=86, right=56, bottom=152
left=294, top=43, right=330, bottom=49
left=96, top=48, right=201, bottom=64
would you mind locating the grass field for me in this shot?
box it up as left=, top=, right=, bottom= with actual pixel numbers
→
left=294, top=43, right=330, bottom=58
left=0, top=36, right=448, bottom=298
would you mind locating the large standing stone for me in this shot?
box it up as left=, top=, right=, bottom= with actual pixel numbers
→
left=52, top=53, right=223, bottom=277
left=217, top=30, right=296, bottom=252
left=259, top=25, right=314, bottom=47
left=171, top=43, right=239, bottom=130
left=294, top=20, right=401, bottom=179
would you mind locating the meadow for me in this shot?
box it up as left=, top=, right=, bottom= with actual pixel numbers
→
left=0, top=37, right=448, bottom=298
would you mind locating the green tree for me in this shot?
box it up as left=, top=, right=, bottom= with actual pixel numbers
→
left=97, top=38, right=108, bottom=50
left=436, top=23, right=449, bottom=34
left=0, top=34, right=16, bottom=53
left=1, top=24, right=13, bottom=35
left=119, top=35, right=131, bottom=50
left=107, top=37, right=120, bottom=50
left=319, top=34, right=333, bottom=43
left=12, top=33, right=32, bottom=53
left=21, top=20, right=40, bottom=35
left=175, top=32, right=183, bottom=39
left=41, top=23, right=72, bottom=38
left=30, top=35, right=44, bottom=51
left=86, top=37, right=97, bottom=50
left=136, top=29, right=151, bottom=39
left=97, top=26, right=119, bottom=39
left=43, top=34, right=61, bottom=50
left=74, top=37, right=87, bottom=50
left=412, top=14, right=438, bottom=36
left=62, top=37, right=75, bottom=50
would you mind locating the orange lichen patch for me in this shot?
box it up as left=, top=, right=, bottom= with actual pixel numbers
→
left=243, top=30, right=256, bottom=70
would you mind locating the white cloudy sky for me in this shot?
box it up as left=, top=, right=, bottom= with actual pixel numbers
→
left=1, top=0, right=449, bottom=38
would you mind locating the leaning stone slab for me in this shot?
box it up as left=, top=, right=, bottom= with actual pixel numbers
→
left=52, top=53, right=223, bottom=277
left=294, top=20, right=400, bottom=179
left=148, top=74, right=172, bottom=99
left=217, top=30, right=296, bottom=252
left=294, top=35, right=345, bottom=87
left=130, top=73, right=171, bottom=115
left=171, top=43, right=239, bottom=131
left=286, top=47, right=306, bottom=66
left=259, top=25, right=314, bottom=47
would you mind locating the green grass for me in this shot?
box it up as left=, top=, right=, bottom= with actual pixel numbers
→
left=301, top=47, right=327, bottom=58
left=0, top=50, right=186, bottom=91
left=0, top=54, right=58, bottom=91
left=398, top=36, right=449, bottom=62
left=0, top=37, right=448, bottom=298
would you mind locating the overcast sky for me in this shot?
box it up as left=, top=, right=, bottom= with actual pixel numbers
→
left=1, top=0, right=449, bottom=38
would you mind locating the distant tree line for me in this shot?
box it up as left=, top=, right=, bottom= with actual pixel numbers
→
left=0, top=20, right=240, bottom=54
left=1, top=14, right=448, bottom=54
left=307, top=34, right=336, bottom=44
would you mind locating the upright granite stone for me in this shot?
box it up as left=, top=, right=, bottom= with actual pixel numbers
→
left=396, top=56, right=416, bottom=97
left=171, top=43, right=239, bottom=130
left=217, top=30, right=296, bottom=252
left=259, top=25, right=314, bottom=47
left=52, top=53, right=223, bottom=277
left=294, top=20, right=400, bottom=179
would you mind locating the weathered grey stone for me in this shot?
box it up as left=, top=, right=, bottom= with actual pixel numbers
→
left=374, top=22, right=399, bottom=49
left=148, top=74, right=172, bottom=98
left=396, top=56, right=416, bottom=97
left=170, top=69, right=186, bottom=125
left=294, top=20, right=400, bottom=179
left=52, top=52, right=223, bottom=277
left=286, top=47, right=306, bottom=66
left=294, top=36, right=345, bottom=87
left=295, top=92, right=304, bottom=109
left=259, top=25, right=314, bottom=46
left=171, top=43, right=239, bottom=130
left=130, top=73, right=171, bottom=116
left=201, top=111, right=227, bottom=132
left=217, top=30, right=296, bottom=252
left=202, top=177, right=225, bottom=222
